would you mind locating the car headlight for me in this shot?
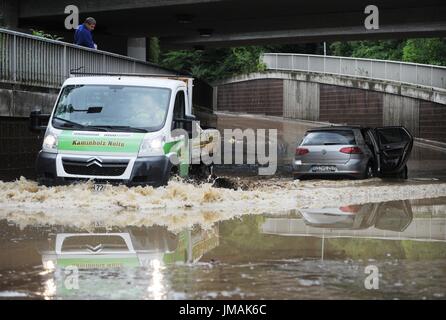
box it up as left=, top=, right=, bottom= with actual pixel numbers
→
left=43, top=133, right=58, bottom=153
left=138, top=135, right=165, bottom=157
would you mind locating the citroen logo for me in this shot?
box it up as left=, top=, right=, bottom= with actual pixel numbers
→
left=86, top=157, right=103, bottom=167
left=86, top=244, right=104, bottom=253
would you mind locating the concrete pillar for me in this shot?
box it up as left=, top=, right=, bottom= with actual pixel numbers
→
left=127, top=37, right=147, bottom=61
left=383, top=94, right=420, bottom=137
left=0, top=0, right=19, bottom=28
left=283, top=80, right=319, bottom=121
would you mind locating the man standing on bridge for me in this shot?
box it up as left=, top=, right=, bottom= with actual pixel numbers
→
left=74, top=17, right=97, bottom=49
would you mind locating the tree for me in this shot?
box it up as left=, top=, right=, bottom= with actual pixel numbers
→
left=30, top=29, right=64, bottom=41
left=160, top=46, right=266, bottom=82
left=403, top=38, right=446, bottom=66
left=330, top=38, right=446, bottom=66
left=159, top=38, right=446, bottom=82
left=330, top=40, right=405, bottom=61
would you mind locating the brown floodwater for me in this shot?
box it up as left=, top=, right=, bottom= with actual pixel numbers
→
left=0, top=196, right=445, bottom=300
left=1, top=113, right=445, bottom=299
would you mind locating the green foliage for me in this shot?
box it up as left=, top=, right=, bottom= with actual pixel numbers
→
left=330, top=40, right=405, bottom=61
left=160, top=46, right=266, bottom=82
left=30, top=29, right=64, bottom=41
left=264, top=43, right=326, bottom=55
left=403, top=38, right=446, bottom=66
left=159, top=38, right=445, bottom=82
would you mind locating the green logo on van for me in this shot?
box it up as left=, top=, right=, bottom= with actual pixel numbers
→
left=58, top=131, right=145, bottom=154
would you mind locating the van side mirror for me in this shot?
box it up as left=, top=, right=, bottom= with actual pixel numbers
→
left=29, top=110, right=50, bottom=133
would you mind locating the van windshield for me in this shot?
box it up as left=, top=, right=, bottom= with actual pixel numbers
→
left=52, top=85, right=171, bottom=132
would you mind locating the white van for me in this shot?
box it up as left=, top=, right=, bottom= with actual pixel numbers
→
left=30, top=75, right=217, bottom=187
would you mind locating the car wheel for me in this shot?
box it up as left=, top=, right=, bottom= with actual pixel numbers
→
left=362, top=163, right=374, bottom=179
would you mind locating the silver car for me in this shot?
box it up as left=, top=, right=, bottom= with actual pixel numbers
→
left=292, top=126, right=413, bottom=180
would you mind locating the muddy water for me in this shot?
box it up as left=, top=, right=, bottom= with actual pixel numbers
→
left=0, top=177, right=445, bottom=299
left=2, top=110, right=446, bottom=299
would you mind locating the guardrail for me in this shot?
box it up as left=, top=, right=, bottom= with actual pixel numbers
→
left=262, top=53, right=446, bottom=90
left=0, top=28, right=175, bottom=88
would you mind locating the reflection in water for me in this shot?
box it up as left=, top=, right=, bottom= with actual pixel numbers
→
left=37, top=225, right=219, bottom=299
left=301, top=201, right=413, bottom=232
left=147, top=259, right=164, bottom=300
left=263, top=200, right=445, bottom=243
left=0, top=198, right=445, bottom=299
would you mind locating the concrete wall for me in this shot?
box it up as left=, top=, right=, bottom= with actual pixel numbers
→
left=217, top=79, right=283, bottom=116
left=214, top=71, right=446, bottom=106
left=319, top=84, right=383, bottom=128
left=383, top=95, right=420, bottom=137
left=0, top=0, right=18, bottom=28
left=0, top=86, right=58, bottom=181
left=419, top=101, right=446, bottom=143
left=283, top=80, right=319, bottom=121
left=0, top=117, right=43, bottom=181
left=127, top=37, right=147, bottom=61
left=0, top=88, right=58, bottom=117
left=215, top=73, right=446, bottom=144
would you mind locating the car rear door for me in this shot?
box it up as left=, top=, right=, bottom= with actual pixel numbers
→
left=373, top=126, right=413, bottom=174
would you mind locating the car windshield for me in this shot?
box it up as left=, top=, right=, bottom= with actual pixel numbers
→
left=52, top=85, right=171, bottom=132
left=302, top=130, right=356, bottom=146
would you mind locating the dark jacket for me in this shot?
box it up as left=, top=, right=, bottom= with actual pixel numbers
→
left=74, top=24, right=95, bottom=49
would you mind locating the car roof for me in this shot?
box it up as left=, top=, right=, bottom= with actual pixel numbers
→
left=63, top=76, right=186, bottom=90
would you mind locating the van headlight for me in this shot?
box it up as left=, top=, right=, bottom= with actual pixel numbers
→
left=138, top=135, right=165, bottom=157
left=43, top=132, right=58, bottom=153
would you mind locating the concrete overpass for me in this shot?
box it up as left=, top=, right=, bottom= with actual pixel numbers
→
left=1, top=0, right=446, bottom=54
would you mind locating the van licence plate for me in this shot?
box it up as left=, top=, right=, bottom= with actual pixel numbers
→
left=312, top=166, right=337, bottom=173
left=93, top=184, right=106, bottom=192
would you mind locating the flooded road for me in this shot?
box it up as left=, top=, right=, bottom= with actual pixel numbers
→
left=1, top=113, right=446, bottom=300
left=0, top=178, right=445, bottom=299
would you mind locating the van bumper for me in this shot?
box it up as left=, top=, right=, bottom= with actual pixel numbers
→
left=36, top=151, right=173, bottom=187
left=292, top=158, right=368, bottom=179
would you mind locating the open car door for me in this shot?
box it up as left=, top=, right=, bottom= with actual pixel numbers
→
left=373, top=126, right=413, bottom=177
left=374, top=200, right=413, bottom=232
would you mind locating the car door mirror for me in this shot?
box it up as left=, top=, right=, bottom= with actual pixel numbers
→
left=29, top=109, right=50, bottom=133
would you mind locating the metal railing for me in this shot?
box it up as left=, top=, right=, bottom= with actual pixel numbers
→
left=0, top=28, right=176, bottom=88
left=262, top=53, right=446, bottom=90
